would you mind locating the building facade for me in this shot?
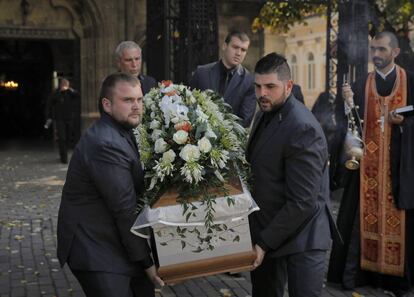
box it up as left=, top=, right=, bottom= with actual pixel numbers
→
left=0, top=0, right=263, bottom=139
left=264, top=16, right=327, bottom=108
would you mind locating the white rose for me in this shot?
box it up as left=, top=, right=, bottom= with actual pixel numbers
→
left=150, top=120, right=161, bottom=130
left=154, top=138, right=168, bottom=154
left=198, top=137, right=212, bottom=153
left=162, top=149, right=176, bottom=164
left=179, top=144, right=200, bottom=162
left=173, top=130, right=188, bottom=145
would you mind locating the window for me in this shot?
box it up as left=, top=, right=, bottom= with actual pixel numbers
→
left=307, top=52, right=315, bottom=90
left=290, top=55, right=298, bottom=82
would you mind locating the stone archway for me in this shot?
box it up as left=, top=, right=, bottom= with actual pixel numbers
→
left=0, top=0, right=113, bottom=132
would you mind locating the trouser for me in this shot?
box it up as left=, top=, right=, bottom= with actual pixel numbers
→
left=251, top=250, right=326, bottom=297
left=55, top=120, right=74, bottom=163
left=71, top=269, right=155, bottom=297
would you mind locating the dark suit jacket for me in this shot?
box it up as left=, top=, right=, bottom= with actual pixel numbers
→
left=247, top=95, right=337, bottom=258
left=189, top=61, right=256, bottom=127
left=139, top=74, right=157, bottom=95
left=46, top=88, right=80, bottom=122
left=57, top=113, right=152, bottom=276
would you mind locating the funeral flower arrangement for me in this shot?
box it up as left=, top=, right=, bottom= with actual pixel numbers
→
left=133, top=80, right=251, bottom=250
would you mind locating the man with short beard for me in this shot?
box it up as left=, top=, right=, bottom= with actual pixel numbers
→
left=247, top=52, right=338, bottom=297
left=328, top=31, right=414, bottom=297
left=57, top=73, right=163, bottom=296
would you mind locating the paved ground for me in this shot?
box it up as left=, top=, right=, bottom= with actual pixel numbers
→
left=0, top=139, right=411, bottom=297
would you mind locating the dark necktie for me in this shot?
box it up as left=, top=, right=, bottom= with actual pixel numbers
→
left=219, top=71, right=231, bottom=95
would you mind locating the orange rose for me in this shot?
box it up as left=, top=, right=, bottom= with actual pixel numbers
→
left=174, top=121, right=192, bottom=132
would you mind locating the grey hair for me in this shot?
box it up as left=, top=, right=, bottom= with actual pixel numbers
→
left=114, top=41, right=141, bottom=61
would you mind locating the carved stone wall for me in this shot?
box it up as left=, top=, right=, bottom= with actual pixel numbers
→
left=0, top=0, right=261, bottom=132
left=0, top=0, right=146, bottom=130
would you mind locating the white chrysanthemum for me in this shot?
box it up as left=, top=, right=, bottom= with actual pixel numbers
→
left=180, top=161, right=203, bottom=183
left=179, top=144, right=200, bottom=162
left=154, top=138, right=168, bottom=154
left=198, top=137, right=212, bottom=153
left=173, top=130, right=188, bottom=145
left=210, top=149, right=229, bottom=169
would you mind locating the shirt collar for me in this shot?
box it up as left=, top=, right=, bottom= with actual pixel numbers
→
left=219, top=60, right=236, bottom=75
left=375, top=65, right=396, bottom=80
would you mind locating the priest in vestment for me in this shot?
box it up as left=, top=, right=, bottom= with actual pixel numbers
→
left=327, top=31, right=414, bottom=297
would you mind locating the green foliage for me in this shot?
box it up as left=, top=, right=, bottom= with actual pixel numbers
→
left=252, top=1, right=326, bottom=33
left=372, top=0, right=414, bottom=33
left=253, top=0, right=414, bottom=35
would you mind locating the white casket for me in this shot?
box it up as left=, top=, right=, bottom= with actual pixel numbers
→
left=131, top=176, right=258, bottom=284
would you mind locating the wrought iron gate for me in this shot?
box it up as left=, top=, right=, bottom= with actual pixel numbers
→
left=146, top=0, right=218, bottom=84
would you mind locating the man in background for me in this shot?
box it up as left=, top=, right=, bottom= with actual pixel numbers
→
left=190, top=31, right=256, bottom=127
left=45, top=78, right=79, bottom=163
left=328, top=31, right=414, bottom=297
left=114, top=41, right=157, bottom=95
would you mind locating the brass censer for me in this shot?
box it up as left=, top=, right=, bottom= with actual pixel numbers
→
left=343, top=75, right=364, bottom=170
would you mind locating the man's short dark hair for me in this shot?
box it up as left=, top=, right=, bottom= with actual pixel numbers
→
left=224, top=31, right=250, bottom=44
left=374, top=31, right=399, bottom=49
left=254, top=52, right=291, bottom=81
left=98, top=72, right=140, bottom=114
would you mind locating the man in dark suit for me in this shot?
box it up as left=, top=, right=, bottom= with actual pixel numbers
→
left=57, top=73, right=163, bottom=297
left=247, top=53, right=336, bottom=297
left=115, top=41, right=157, bottom=95
left=190, top=31, right=256, bottom=127
left=45, top=78, right=80, bottom=163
